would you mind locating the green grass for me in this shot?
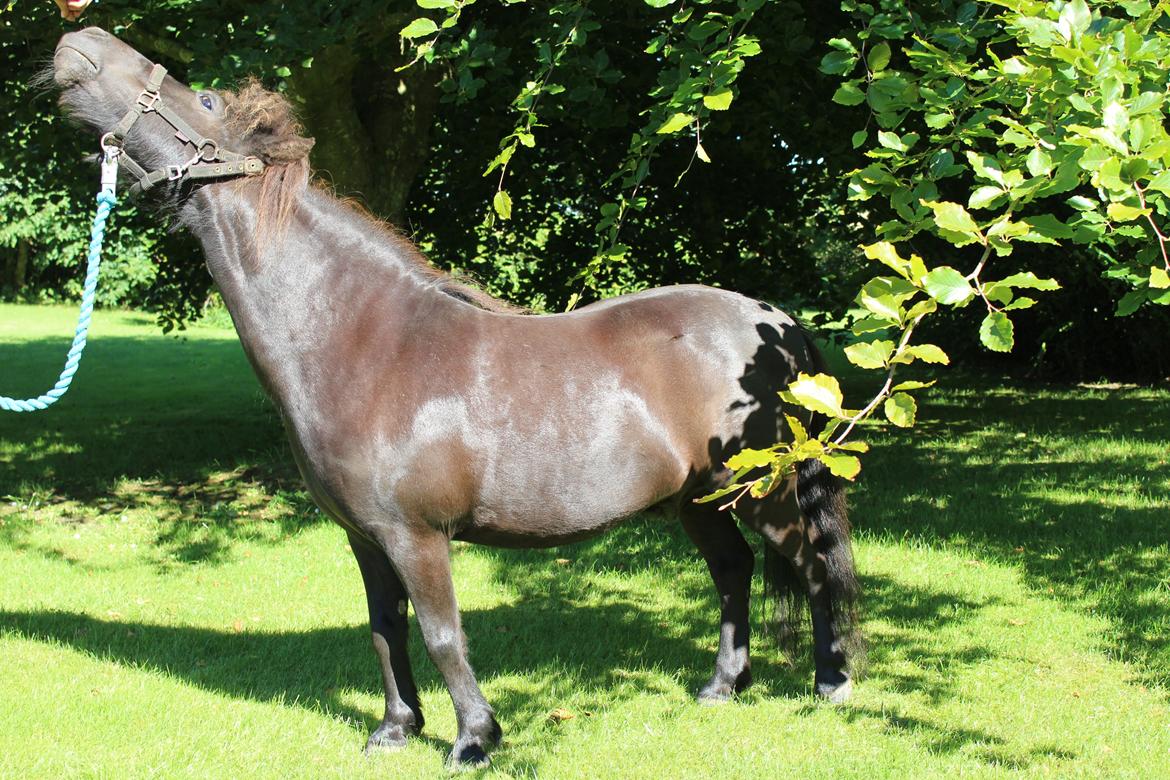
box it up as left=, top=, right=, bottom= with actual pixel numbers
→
left=1, top=302, right=1168, bottom=778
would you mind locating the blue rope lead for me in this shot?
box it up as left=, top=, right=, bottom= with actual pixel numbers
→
left=1, top=152, right=118, bottom=413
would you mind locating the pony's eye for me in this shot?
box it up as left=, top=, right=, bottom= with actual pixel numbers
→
left=199, top=94, right=214, bottom=110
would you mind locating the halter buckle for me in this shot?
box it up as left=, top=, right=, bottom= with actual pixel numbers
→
left=136, top=90, right=161, bottom=111
left=166, top=164, right=185, bottom=181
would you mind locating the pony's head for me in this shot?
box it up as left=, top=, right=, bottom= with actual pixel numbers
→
left=53, top=27, right=313, bottom=205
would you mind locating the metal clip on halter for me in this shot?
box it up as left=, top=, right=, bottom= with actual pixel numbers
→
left=100, top=132, right=121, bottom=196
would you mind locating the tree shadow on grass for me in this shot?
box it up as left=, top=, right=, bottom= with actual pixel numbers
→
left=854, top=376, right=1170, bottom=689
left=1, top=334, right=325, bottom=565
left=0, top=540, right=1036, bottom=770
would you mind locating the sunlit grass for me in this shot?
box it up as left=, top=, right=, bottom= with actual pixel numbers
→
left=1, top=303, right=1168, bottom=778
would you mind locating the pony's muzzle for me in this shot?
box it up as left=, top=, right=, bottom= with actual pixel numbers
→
left=54, top=28, right=108, bottom=86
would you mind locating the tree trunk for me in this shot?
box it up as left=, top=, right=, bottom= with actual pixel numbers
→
left=13, top=239, right=28, bottom=293
left=287, top=42, right=440, bottom=227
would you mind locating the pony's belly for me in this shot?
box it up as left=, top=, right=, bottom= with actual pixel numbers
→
left=452, top=510, right=635, bottom=548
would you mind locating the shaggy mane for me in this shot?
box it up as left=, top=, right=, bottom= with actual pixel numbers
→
left=224, top=80, right=521, bottom=314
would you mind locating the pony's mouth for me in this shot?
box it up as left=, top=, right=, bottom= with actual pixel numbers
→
left=53, top=45, right=99, bottom=87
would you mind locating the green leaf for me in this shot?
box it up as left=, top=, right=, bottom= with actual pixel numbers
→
left=483, top=144, right=516, bottom=176
left=781, top=373, right=846, bottom=418
left=969, top=186, right=1005, bottom=210
left=417, top=0, right=455, bottom=7
left=893, top=344, right=950, bottom=365
left=820, top=50, right=857, bottom=76
left=979, top=311, right=1014, bottom=352
left=883, top=393, right=917, bottom=427
left=877, top=131, right=907, bottom=152
left=859, top=291, right=902, bottom=322
left=492, top=190, right=513, bottom=220
left=643, top=0, right=678, bottom=6
left=687, top=19, right=724, bottom=41
left=1103, top=102, right=1129, bottom=134
left=922, top=200, right=981, bottom=238
left=827, top=37, right=857, bottom=53
left=966, top=152, right=1007, bottom=185
left=785, top=414, right=809, bottom=446
left=866, top=42, right=891, bottom=72
left=821, top=453, right=862, bottom=480
left=703, top=90, right=734, bottom=111
left=1116, top=289, right=1147, bottom=316
left=1021, top=214, right=1075, bottom=242
left=1000, top=57, right=1029, bottom=76
left=891, top=380, right=936, bottom=392
left=862, top=241, right=908, bottom=276
left=1145, top=170, right=1170, bottom=196
left=693, top=483, right=745, bottom=504
left=1059, top=0, right=1091, bottom=39
left=726, top=447, right=774, bottom=472
left=1004, top=297, right=1037, bottom=311
left=656, top=113, right=694, bottom=134
left=1025, top=148, right=1053, bottom=177
left=844, top=339, right=896, bottom=369
left=996, top=272, right=1061, bottom=291
left=851, top=316, right=897, bottom=335
left=1151, top=266, right=1170, bottom=289
left=851, top=130, right=868, bottom=149
left=400, top=17, right=439, bottom=38
left=922, top=266, right=975, bottom=305
left=1106, top=202, right=1150, bottom=222
left=832, top=82, right=866, bottom=106
left=905, top=297, right=938, bottom=320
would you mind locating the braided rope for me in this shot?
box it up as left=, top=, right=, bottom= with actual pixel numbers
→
left=1, top=188, right=117, bottom=412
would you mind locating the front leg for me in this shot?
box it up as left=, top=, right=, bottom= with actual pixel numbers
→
left=348, top=532, right=424, bottom=750
left=381, top=526, right=501, bottom=768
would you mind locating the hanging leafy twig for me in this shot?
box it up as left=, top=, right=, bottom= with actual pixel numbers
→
left=484, top=1, right=593, bottom=223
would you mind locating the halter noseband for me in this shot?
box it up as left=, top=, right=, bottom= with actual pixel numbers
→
left=102, top=63, right=264, bottom=195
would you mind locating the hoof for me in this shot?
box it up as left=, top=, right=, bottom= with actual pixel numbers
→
left=815, top=676, right=853, bottom=704
left=697, top=686, right=733, bottom=705
left=365, top=722, right=409, bottom=753
left=697, top=668, right=752, bottom=704
left=447, top=743, right=490, bottom=770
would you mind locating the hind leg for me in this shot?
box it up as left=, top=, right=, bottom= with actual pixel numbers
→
left=348, top=532, right=425, bottom=750
left=679, top=504, right=754, bottom=702
left=736, top=476, right=853, bottom=703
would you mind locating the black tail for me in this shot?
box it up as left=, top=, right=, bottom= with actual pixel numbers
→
left=762, top=540, right=806, bottom=662
left=761, top=335, right=864, bottom=672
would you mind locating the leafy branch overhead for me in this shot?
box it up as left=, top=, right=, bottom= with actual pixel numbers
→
left=400, top=0, right=766, bottom=306
left=707, top=0, right=1170, bottom=504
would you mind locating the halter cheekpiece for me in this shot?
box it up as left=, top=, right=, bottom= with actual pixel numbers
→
left=102, top=63, right=264, bottom=194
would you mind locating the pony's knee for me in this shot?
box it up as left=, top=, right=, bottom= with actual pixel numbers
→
left=423, top=627, right=467, bottom=667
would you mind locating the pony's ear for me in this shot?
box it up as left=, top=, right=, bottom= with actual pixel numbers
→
left=225, top=79, right=315, bottom=164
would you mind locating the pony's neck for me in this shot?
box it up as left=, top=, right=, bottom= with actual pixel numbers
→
left=180, top=181, right=445, bottom=403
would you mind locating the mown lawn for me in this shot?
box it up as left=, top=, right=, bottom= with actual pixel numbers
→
left=1, top=302, right=1167, bottom=778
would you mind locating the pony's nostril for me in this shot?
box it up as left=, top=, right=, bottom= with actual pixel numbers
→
left=54, top=46, right=99, bottom=86
left=54, top=31, right=102, bottom=85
